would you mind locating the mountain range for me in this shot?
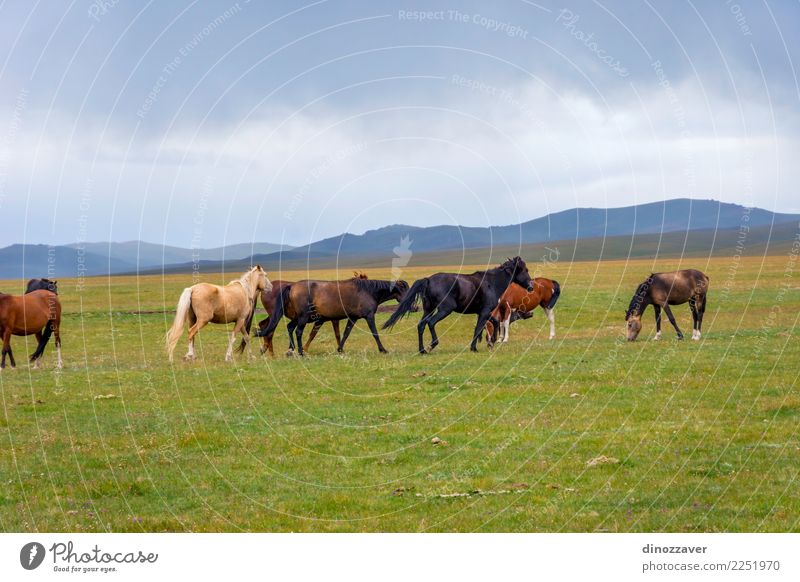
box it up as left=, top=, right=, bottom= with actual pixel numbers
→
left=1, top=198, right=797, bottom=279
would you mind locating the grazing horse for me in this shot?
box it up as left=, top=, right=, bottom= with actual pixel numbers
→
left=0, top=290, right=62, bottom=369
left=165, top=265, right=272, bottom=362
left=485, top=278, right=561, bottom=347
left=246, top=272, right=369, bottom=356
left=383, top=257, right=534, bottom=353
left=255, top=277, right=408, bottom=356
left=26, top=278, right=59, bottom=294
left=625, top=269, right=709, bottom=341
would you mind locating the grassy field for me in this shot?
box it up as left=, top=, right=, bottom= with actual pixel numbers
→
left=1, top=254, right=798, bottom=532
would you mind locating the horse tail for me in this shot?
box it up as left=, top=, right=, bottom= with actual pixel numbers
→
left=254, top=284, right=290, bottom=340
left=383, top=278, right=428, bottom=329
left=29, top=321, right=54, bottom=362
left=166, top=287, right=192, bottom=361
left=545, top=280, right=561, bottom=310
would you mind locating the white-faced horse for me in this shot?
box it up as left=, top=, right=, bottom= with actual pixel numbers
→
left=166, top=265, right=272, bottom=362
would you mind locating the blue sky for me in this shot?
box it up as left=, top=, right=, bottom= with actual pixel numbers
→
left=1, top=0, right=798, bottom=248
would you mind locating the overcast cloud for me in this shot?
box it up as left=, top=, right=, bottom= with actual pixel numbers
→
left=0, top=0, right=798, bottom=248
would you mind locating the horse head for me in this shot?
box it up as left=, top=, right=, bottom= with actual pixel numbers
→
left=504, top=256, right=533, bottom=292
left=390, top=279, right=409, bottom=301
left=250, top=265, right=273, bottom=294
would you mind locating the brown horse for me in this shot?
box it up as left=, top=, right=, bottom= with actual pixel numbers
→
left=165, top=265, right=272, bottom=361
left=625, top=269, right=709, bottom=341
left=248, top=272, right=369, bottom=356
left=255, top=277, right=408, bottom=356
left=0, top=290, right=62, bottom=369
left=485, top=278, right=561, bottom=347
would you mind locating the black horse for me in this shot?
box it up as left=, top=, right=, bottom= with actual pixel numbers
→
left=383, top=257, right=534, bottom=353
left=254, top=278, right=408, bottom=356
left=26, top=278, right=58, bottom=294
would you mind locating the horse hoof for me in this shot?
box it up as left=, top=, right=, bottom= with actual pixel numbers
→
left=285, top=350, right=295, bottom=358
left=183, top=355, right=195, bottom=362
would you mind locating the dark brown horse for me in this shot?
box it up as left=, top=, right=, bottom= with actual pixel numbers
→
left=255, top=277, right=408, bottom=356
left=0, top=290, right=62, bottom=369
left=485, top=278, right=561, bottom=347
left=26, top=278, right=59, bottom=294
left=625, top=269, right=709, bottom=341
left=246, top=272, right=369, bottom=356
left=383, top=257, right=534, bottom=353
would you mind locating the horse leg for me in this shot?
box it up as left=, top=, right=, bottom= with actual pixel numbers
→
left=332, top=320, right=342, bottom=350
left=338, top=319, right=356, bottom=353
left=696, top=293, right=707, bottom=338
left=365, top=314, right=387, bottom=353
left=225, top=320, right=245, bottom=362
left=689, top=298, right=699, bottom=340
left=545, top=307, right=555, bottom=340
left=653, top=305, right=662, bottom=340
left=32, top=331, right=43, bottom=369
left=501, top=312, right=512, bottom=343
left=303, top=320, right=324, bottom=352
left=417, top=308, right=433, bottom=354
left=285, top=321, right=297, bottom=356
left=185, top=318, right=207, bottom=361
left=426, top=308, right=452, bottom=353
left=295, top=322, right=307, bottom=357
left=0, top=328, right=11, bottom=369
left=470, top=311, right=493, bottom=352
left=662, top=304, right=683, bottom=339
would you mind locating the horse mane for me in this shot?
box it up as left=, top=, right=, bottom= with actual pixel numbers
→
left=353, top=278, right=395, bottom=293
left=626, top=275, right=654, bottom=318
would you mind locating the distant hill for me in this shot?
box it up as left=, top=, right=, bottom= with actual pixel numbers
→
left=0, top=240, right=291, bottom=279
left=3, top=199, right=797, bottom=280
left=156, top=198, right=800, bottom=274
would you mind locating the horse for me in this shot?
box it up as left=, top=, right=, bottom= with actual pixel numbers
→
left=485, top=278, right=561, bottom=347
left=246, top=272, right=369, bottom=356
left=625, top=269, right=709, bottom=341
left=254, top=277, right=408, bottom=356
left=0, top=290, right=62, bottom=369
left=165, top=265, right=272, bottom=362
left=26, top=278, right=59, bottom=294
left=383, top=256, right=534, bottom=353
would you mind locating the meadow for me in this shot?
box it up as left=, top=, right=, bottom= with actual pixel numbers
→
left=1, top=254, right=798, bottom=532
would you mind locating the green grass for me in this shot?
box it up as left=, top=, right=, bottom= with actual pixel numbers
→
left=1, top=256, right=798, bottom=532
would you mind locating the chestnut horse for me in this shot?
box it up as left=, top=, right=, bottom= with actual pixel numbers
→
left=625, top=269, right=709, bottom=341
left=0, top=290, right=62, bottom=369
left=485, top=278, right=561, bottom=347
left=246, top=272, right=368, bottom=356
left=165, top=265, right=272, bottom=362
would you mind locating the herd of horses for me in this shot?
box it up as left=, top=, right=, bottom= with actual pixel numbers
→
left=0, top=261, right=710, bottom=369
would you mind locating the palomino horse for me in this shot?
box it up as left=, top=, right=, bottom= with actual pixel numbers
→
left=246, top=272, right=369, bottom=356
left=165, top=265, right=272, bottom=361
left=485, top=278, right=561, bottom=347
left=255, top=277, right=408, bottom=356
left=0, top=290, right=62, bottom=369
left=383, top=257, right=534, bottom=353
left=625, top=269, right=709, bottom=341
